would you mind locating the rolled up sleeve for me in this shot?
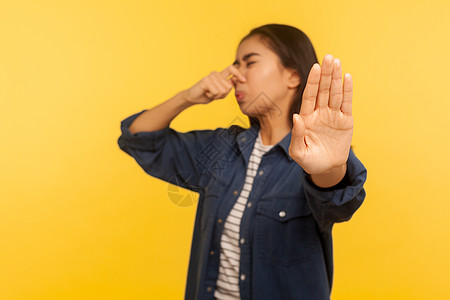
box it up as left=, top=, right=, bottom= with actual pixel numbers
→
left=301, top=148, right=367, bottom=235
left=117, top=109, right=218, bottom=191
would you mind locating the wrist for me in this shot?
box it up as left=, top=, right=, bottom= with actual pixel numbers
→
left=178, top=90, right=197, bottom=108
left=309, top=163, right=347, bottom=188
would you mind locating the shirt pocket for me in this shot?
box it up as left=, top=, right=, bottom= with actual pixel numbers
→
left=254, top=196, right=318, bottom=266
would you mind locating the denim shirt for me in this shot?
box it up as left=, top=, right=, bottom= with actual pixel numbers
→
left=117, top=109, right=367, bottom=300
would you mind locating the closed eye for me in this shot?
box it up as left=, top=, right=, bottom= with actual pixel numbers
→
left=233, top=61, right=256, bottom=68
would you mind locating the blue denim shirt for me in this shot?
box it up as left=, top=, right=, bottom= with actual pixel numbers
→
left=117, top=109, right=367, bottom=300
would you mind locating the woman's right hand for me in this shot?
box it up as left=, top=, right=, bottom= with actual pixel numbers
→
left=183, top=64, right=247, bottom=105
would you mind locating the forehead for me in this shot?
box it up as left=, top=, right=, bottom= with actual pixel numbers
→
left=235, top=35, right=272, bottom=59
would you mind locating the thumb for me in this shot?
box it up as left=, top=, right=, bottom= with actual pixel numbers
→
left=289, top=113, right=307, bottom=158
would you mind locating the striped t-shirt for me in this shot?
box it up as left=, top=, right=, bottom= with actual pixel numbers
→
left=214, top=129, right=274, bottom=300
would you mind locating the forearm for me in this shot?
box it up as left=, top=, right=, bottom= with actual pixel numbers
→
left=309, top=163, right=347, bottom=188
left=128, top=89, right=194, bottom=134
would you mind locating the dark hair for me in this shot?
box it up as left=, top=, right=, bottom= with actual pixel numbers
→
left=238, top=24, right=318, bottom=127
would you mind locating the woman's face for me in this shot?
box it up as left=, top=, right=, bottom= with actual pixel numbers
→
left=232, top=35, right=299, bottom=118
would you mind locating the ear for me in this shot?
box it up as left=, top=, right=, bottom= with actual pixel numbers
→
left=286, top=69, right=301, bottom=89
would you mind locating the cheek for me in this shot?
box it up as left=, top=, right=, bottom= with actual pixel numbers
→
left=248, top=68, right=284, bottom=99
left=247, top=67, right=273, bottom=91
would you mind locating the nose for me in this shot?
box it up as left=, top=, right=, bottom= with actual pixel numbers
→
left=231, top=75, right=239, bottom=87
left=231, top=68, right=246, bottom=87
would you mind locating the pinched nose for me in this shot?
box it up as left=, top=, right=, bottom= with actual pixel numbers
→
left=231, top=75, right=246, bottom=89
left=230, top=76, right=237, bottom=89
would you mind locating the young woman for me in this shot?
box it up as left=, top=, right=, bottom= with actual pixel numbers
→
left=118, top=23, right=367, bottom=300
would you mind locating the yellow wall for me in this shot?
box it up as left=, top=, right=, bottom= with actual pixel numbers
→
left=1, top=0, right=449, bottom=299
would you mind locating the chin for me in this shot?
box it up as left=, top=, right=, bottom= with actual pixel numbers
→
left=237, top=104, right=253, bottom=117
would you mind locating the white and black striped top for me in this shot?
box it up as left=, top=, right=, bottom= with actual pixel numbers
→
left=214, top=129, right=274, bottom=300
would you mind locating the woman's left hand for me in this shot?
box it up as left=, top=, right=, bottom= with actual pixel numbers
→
left=288, top=54, right=353, bottom=177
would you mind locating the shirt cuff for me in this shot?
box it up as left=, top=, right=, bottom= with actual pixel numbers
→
left=304, top=167, right=351, bottom=192
left=301, top=147, right=367, bottom=196
left=118, top=109, right=170, bottom=150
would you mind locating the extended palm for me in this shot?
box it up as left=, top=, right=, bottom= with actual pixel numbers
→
left=288, top=54, right=353, bottom=175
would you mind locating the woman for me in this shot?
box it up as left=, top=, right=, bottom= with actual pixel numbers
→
left=118, top=23, right=367, bottom=300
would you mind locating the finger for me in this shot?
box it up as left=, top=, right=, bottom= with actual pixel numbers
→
left=213, top=71, right=234, bottom=89
left=203, top=76, right=220, bottom=98
left=341, top=73, right=353, bottom=115
left=211, top=72, right=233, bottom=95
left=299, top=63, right=321, bottom=116
left=316, top=54, right=334, bottom=109
left=220, top=64, right=246, bottom=82
left=329, top=58, right=343, bottom=111
left=230, top=75, right=239, bottom=87
left=289, top=114, right=307, bottom=159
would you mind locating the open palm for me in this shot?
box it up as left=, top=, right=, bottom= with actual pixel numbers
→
left=288, top=54, right=353, bottom=175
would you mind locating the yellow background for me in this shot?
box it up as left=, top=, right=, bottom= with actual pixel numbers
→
left=1, top=0, right=449, bottom=299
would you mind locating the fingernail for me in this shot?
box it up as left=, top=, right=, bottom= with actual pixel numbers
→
left=335, top=59, right=341, bottom=67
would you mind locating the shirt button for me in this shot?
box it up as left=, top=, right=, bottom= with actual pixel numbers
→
left=240, top=238, right=245, bottom=244
left=233, top=190, right=238, bottom=195
left=241, top=137, right=247, bottom=142
left=210, top=250, right=215, bottom=255
left=206, top=286, right=213, bottom=292
left=258, top=170, right=264, bottom=176
left=240, top=274, right=246, bottom=281
left=279, top=211, right=286, bottom=218
left=247, top=202, right=252, bottom=208
left=217, top=219, right=223, bottom=223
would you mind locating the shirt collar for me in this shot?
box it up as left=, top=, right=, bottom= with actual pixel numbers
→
left=236, top=123, right=294, bottom=162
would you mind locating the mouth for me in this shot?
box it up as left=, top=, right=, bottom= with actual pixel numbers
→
left=235, top=91, right=245, bottom=102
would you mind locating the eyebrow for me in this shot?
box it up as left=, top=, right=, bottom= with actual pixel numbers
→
left=233, top=52, right=260, bottom=65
